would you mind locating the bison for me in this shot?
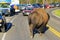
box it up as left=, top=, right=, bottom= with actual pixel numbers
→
left=28, top=8, right=50, bottom=38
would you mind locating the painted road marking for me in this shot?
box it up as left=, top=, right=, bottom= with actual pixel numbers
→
left=47, top=25, right=60, bottom=38
left=2, top=33, right=7, bottom=40
left=1, top=16, right=18, bottom=40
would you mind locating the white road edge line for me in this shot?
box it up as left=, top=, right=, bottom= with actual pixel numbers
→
left=2, top=33, right=6, bottom=40
left=2, top=15, right=18, bottom=40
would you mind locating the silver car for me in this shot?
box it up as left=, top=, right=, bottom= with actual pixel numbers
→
left=0, top=3, right=10, bottom=16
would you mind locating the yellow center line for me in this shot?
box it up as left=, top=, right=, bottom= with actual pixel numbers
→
left=47, top=25, right=60, bottom=38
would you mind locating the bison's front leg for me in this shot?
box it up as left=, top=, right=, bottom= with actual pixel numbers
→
left=29, top=24, right=34, bottom=38
left=38, top=25, right=44, bottom=36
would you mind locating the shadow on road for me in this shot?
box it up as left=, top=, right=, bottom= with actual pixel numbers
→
left=5, top=23, right=12, bottom=32
left=33, top=26, right=49, bottom=35
left=0, top=23, right=12, bottom=32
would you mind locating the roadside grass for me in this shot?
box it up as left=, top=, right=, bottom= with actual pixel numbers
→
left=53, top=9, right=60, bottom=17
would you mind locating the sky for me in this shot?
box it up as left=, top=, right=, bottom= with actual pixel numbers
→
left=0, top=0, right=11, bottom=3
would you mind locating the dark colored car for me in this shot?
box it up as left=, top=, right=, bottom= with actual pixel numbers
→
left=0, top=15, right=6, bottom=32
left=36, top=3, right=43, bottom=8
left=32, top=3, right=42, bottom=8
left=10, top=5, right=15, bottom=16
left=50, top=3, right=55, bottom=8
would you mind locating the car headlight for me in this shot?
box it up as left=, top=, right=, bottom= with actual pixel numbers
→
left=26, top=12, right=30, bottom=15
left=0, top=20, right=2, bottom=22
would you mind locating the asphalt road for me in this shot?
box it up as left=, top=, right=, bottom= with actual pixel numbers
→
left=0, top=12, right=60, bottom=40
left=46, top=8, right=60, bottom=32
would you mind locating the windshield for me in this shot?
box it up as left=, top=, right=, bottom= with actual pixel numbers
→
left=0, top=3, right=10, bottom=8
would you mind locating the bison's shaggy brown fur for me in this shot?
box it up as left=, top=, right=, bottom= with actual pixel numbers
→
left=28, top=8, right=50, bottom=38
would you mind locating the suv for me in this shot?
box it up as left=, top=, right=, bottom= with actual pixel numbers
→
left=0, top=3, right=10, bottom=16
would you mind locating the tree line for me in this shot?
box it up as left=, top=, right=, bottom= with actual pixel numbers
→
left=19, top=0, right=60, bottom=4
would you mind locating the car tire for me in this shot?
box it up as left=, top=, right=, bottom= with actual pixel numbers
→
left=23, top=13, right=25, bottom=16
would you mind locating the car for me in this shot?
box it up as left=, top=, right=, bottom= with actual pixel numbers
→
left=0, top=3, right=10, bottom=16
left=50, top=3, right=55, bottom=8
left=32, top=4, right=40, bottom=8
left=27, top=4, right=34, bottom=8
left=27, top=4, right=34, bottom=10
left=10, top=5, right=15, bottom=16
left=45, top=4, right=51, bottom=8
left=55, top=3, right=60, bottom=7
left=23, top=7, right=33, bottom=16
left=44, top=3, right=55, bottom=8
left=32, top=3, right=42, bottom=8
left=0, top=15, right=6, bottom=32
left=36, top=3, right=43, bottom=8
left=20, top=4, right=27, bottom=11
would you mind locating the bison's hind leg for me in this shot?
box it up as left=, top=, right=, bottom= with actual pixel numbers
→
left=37, top=25, right=45, bottom=36
left=29, top=24, right=34, bottom=38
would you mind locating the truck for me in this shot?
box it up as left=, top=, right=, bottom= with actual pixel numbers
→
left=0, top=0, right=11, bottom=16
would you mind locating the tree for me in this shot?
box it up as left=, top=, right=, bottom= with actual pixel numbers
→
left=30, top=0, right=36, bottom=4
left=38, top=0, right=43, bottom=4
